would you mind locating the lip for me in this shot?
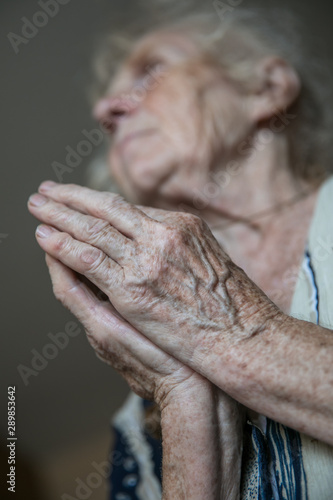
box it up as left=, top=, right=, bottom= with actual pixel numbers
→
left=116, top=128, right=156, bottom=149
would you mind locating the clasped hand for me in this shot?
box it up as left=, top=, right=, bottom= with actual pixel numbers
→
left=28, top=181, right=277, bottom=406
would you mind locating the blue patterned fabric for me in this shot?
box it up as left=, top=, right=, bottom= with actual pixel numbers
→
left=109, top=400, right=162, bottom=500
left=109, top=400, right=309, bottom=499
left=240, top=418, right=308, bottom=500
left=266, top=420, right=308, bottom=500
left=109, top=427, right=141, bottom=500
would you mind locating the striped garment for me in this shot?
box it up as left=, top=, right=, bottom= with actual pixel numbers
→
left=109, top=177, right=333, bottom=500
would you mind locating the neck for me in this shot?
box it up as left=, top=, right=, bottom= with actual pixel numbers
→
left=187, top=134, right=319, bottom=253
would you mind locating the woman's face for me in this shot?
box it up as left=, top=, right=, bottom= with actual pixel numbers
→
left=94, top=30, right=252, bottom=207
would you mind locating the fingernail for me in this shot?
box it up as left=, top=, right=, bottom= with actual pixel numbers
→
left=29, top=194, right=47, bottom=207
left=39, top=180, right=56, bottom=193
left=36, top=225, right=54, bottom=238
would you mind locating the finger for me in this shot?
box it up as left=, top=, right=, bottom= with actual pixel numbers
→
left=37, top=225, right=121, bottom=296
left=45, top=254, right=139, bottom=337
left=45, top=253, right=103, bottom=323
left=45, top=253, right=181, bottom=380
left=28, top=194, right=132, bottom=263
left=45, top=254, right=134, bottom=354
left=44, top=238, right=151, bottom=355
left=38, top=181, right=155, bottom=238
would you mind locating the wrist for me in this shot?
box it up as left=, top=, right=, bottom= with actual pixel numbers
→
left=226, top=262, right=282, bottom=339
left=156, top=371, right=213, bottom=413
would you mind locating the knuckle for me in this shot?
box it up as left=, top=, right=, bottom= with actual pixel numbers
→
left=97, top=196, right=112, bottom=216
left=162, top=226, right=185, bottom=249
left=79, top=247, right=107, bottom=272
left=53, top=233, right=72, bottom=253
left=185, top=212, right=202, bottom=225
left=47, top=205, right=67, bottom=223
left=97, top=193, right=124, bottom=217
left=182, top=212, right=205, bottom=231
left=156, top=214, right=204, bottom=250
left=107, top=193, right=125, bottom=204
left=52, top=279, right=82, bottom=304
left=149, top=261, right=169, bottom=285
left=85, top=218, right=110, bottom=241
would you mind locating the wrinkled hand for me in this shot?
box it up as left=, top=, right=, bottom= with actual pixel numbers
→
left=43, top=252, right=202, bottom=404
left=28, top=182, right=278, bottom=371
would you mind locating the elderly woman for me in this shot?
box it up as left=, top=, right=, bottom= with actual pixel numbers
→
left=28, top=6, right=333, bottom=500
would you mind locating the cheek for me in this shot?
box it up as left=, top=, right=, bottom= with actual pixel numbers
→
left=146, top=68, right=248, bottom=170
left=205, top=83, right=251, bottom=155
left=107, top=67, right=250, bottom=202
left=108, top=72, right=206, bottom=195
left=145, top=73, right=204, bottom=158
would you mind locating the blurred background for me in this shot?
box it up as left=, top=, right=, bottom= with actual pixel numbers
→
left=1, top=0, right=333, bottom=498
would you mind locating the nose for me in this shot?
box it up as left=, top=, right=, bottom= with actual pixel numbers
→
left=93, top=95, right=137, bottom=133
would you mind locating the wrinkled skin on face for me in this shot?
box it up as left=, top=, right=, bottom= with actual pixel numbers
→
left=94, top=31, right=252, bottom=208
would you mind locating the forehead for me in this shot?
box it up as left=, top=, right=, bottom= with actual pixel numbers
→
left=127, top=30, right=199, bottom=62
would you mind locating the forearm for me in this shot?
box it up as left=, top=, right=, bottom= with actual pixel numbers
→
left=30, top=182, right=332, bottom=442
left=215, top=391, right=245, bottom=499
left=158, top=374, right=245, bottom=500
left=159, top=377, right=221, bottom=500
left=196, top=312, right=333, bottom=445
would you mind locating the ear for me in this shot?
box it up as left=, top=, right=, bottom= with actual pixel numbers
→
left=248, top=56, right=301, bottom=123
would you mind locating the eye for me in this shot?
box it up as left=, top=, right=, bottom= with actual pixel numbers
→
left=138, top=58, right=166, bottom=76
left=146, top=59, right=162, bottom=71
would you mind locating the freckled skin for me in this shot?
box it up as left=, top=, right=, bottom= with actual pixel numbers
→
left=28, top=27, right=333, bottom=499
left=29, top=182, right=333, bottom=498
left=28, top=186, right=254, bottom=499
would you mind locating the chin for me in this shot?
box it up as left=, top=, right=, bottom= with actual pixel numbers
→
left=110, top=150, right=177, bottom=205
left=119, top=184, right=160, bottom=206
left=110, top=167, right=160, bottom=206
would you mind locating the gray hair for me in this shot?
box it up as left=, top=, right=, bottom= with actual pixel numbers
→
left=88, top=2, right=333, bottom=187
